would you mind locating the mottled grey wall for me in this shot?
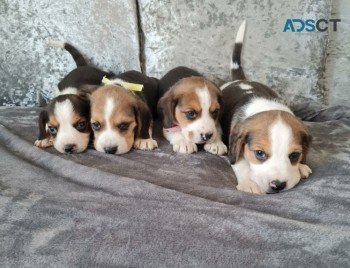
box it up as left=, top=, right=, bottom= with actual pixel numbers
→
left=323, top=0, right=350, bottom=106
left=140, top=0, right=332, bottom=104
left=0, top=0, right=140, bottom=106
left=0, top=0, right=349, bottom=107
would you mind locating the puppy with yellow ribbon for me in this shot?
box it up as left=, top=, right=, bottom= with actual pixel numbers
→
left=89, top=71, right=159, bottom=154
left=35, top=41, right=115, bottom=154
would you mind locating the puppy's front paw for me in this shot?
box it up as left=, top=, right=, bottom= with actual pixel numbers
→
left=173, top=141, right=197, bottom=154
left=237, top=180, right=263, bottom=194
left=34, top=138, right=53, bottom=148
left=299, top=164, right=312, bottom=179
left=134, top=138, right=158, bottom=150
left=204, top=141, right=227, bottom=155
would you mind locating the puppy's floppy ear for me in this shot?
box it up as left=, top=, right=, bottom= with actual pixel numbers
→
left=207, top=82, right=223, bottom=121
left=228, top=123, right=248, bottom=164
left=134, top=99, right=152, bottom=139
left=157, top=90, right=176, bottom=129
left=300, top=130, right=312, bottom=164
left=76, top=93, right=91, bottom=120
left=217, top=93, right=224, bottom=121
left=38, top=110, right=49, bottom=140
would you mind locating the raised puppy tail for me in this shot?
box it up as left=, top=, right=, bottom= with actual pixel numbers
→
left=48, top=41, right=88, bottom=67
left=231, top=21, right=246, bottom=81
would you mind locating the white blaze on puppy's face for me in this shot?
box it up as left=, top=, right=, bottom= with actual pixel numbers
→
left=90, top=86, right=137, bottom=155
left=51, top=99, right=90, bottom=153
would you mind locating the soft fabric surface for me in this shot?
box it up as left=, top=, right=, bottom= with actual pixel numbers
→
left=0, top=104, right=349, bottom=267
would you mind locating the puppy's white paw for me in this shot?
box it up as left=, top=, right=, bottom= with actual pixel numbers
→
left=34, top=138, right=53, bottom=148
left=299, top=164, right=312, bottom=179
left=134, top=138, right=158, bottom=150
left=173, top=141, right=197, bottom=154
left=204, top=141, right=227, bottom=155
left=237, top=180, right=263, bottom=194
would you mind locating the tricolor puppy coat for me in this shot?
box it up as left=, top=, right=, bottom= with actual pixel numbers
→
left=220, top=21, right=312, bottom=194
left=158, top=67, right=227, bottom=155
left=34, top=41, right=114, bottom=153
left=90, top=71, right=159, bottom=155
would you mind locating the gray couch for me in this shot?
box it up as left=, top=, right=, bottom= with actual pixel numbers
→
left=0, top=1, right=349, bottom=267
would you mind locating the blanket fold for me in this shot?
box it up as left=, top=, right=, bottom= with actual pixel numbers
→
left=0, top=103, right=349, bottom=267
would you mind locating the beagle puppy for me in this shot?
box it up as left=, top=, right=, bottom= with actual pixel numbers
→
left=158, top=66, right=227, bottom=155
left=89, top=71, right=159, bottom=154
left=220, top=21, right=312, bottom=194
left=34, top=41, right=114, bottom=153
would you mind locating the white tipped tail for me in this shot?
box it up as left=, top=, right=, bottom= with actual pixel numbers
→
left=235, top=20, right=246, bottom=43
left=48, top=41, right=65, bottom=48
left=48, top=41, right=88, bottom=67
left=231, top=21, right=247, bottom=80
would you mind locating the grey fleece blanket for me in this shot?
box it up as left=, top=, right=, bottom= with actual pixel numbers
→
left=0, top=102, right=349, bottom=267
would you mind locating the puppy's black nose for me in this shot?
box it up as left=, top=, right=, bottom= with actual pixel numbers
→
left=201, top=132, right=213, bottom=142
left=104, top=146, right=117, bottom=154
left=270, top=180, right=286, bottom=192
left=64, top=144, right=75, bottom=153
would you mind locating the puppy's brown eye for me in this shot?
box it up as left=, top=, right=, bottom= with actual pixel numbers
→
left=211, top=109, right=219, bottom=119
left=91, top=122, right=101, bottom=131
left=118, top=123, right=130, bottom=131
left=255, top=150, right=268, bottom=161
left=185, top=110, right=196, bottom=120
left=75, top=121, right=87, bottom=130
left=289, top=152, right=300, bottom=162
left=48, top=126, right=57, bottom=135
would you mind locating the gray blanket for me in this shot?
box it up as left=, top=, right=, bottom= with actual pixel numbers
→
left=0, top=103, right=349, bottom=267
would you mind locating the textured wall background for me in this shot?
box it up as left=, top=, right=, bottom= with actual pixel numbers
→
left=140, top=0, right=332, bottom=104
left=0, top=0, right=349, bottom=107
left=0, top=0, right=140, bottom=106
left=323, top=0, right=350, bottom=106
